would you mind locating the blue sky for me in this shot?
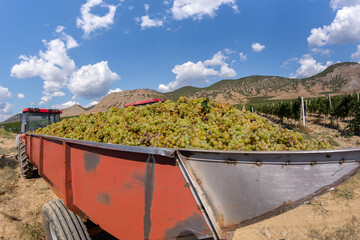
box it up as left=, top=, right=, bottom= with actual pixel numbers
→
left=1, top=0, right=360, bottom=121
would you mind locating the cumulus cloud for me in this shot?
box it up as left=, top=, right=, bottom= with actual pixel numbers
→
left=281, top=57, right=298, bottom=68
left=76, top=0, right=117, bottom=37
left=251, top=42, right=265, bottom=52
left=351, top=44, right=360, bottom=60
left=52, top=101, right=79, bottom=109
left=158, top=61, right=217, bottom=92
left=330, top=0, right=360, bottom=10
left=239, top=52, right=247, bottom=61
left=144, top=4, right=150, bottom=12
left=84, top=100, right=99, bottom=108
left=158, top=50, right=236, bottom=92
left=11, top=27, right=120, bottom=105
left=17, top=93, right=24, bottom=99
left=307, top=5, right=360, bottom=47
left=11, top=37, right=76, bottom=105
left=171, top=0, right=237, bottom=20
left=108, top=88, right=123, bottom=94
left=139, top=15, right=164, bottom=29
left=0, top=102, right=14, bottom=122
left=0, top=86, right=12, bottom=100
left=290, top=54, right=332, bottom=78
left=68, top=61, right=120, bottom=99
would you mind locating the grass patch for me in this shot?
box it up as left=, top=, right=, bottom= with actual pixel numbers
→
left=0, top=128, right=14, bottom=139
left=0, top=155, right=19, bottom=196
left=0, top=166, right=19, bottom=196
left=331, top=172, right=360, bottom=200
left=327, top=137, right=340, bottom=147
left=307, top=216, right=360, bottom=240
left=20, top=222, right=45, bottom=240
left=309, top=200, right=329, bottom=218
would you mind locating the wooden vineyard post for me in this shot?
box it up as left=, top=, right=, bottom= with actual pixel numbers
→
left=301, top=97, right=305, bottom=127
left=357, top=92, right=359, bottom=102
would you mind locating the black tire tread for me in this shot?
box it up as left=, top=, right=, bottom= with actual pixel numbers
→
left=18, top=140, right=34, bottom=179
left=43, top=199, right=90, bottom=240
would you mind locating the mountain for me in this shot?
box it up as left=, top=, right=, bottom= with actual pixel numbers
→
left=61, top=104, right=87, bottom=117
left=1, top=113, right=22, bottom=123
left=3, top=62, right=360, bottom=122
left=164, top=62, right=360, bottom=102
left=86, top=89, right=164, bottom=114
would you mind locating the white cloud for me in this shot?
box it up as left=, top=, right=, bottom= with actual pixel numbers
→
left=144, top=4, right=150, bottom=12
left=108, top=88, right=123, bottom=94
left=158, top=61, right=217, bottom=92
left=11, top=37, right=76, bottom=104
left=52, top=100, right=79, bottom=109
left=351, top=44, right=360, bottom=60
left=224, top=48, right=235, bottom=54
left=171, top=0, right=237, bottom=20
left=0, top=102, right=14, bottom=122
left=251, top=42, right=265, bottom=52
left=281, top=57, right=298, bottom=68
left=55, top=25, right=65, bottom=33
left=84, top=100, right=99, bottom=108
left=239, top=52, right=247, bottom=61
left=310, top=48, right=332, bottom=56
left=0, top=85, right=12, bottom=100
left=140, top=15, right=164, bottom=29
left=68, top=61, right=120, bottom=99
left=307, top=5, right=360, bottom=47
left=158, top=50, right=236, bottom=92
left=219, top=63, right=236, bottom=78
left=17, top=93, right=24, bottom=99
left=204, top=51, right=227, bottom=66
left=76, top=0, right=117, bottom=37
left=330, top=0, right=360, bottom=10
left=290, top=54, right=333, bottom=78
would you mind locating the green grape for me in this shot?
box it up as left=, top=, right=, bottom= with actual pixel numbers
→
left=33, top=97, right=332, bottom=151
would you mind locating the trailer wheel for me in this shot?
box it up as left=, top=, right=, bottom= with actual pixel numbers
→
left=42, top=199, right=91, bottom=240
left=18, top=140, right=34, bottom=179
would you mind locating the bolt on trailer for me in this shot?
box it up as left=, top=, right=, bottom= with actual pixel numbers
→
left=18, top=100, right=360, bottom=240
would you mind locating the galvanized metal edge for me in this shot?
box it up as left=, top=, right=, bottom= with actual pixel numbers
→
left=176, top=154, right=221, bottom=240
left=26, top=133, right=176, bottom=157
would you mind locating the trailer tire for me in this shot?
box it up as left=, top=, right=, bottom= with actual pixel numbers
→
left=42, top=199, right=91, bottom=240
left=18, top=140, right=34, bottom=179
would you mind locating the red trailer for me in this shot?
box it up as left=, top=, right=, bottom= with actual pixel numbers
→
left=23, top=133, right=360, bottom=240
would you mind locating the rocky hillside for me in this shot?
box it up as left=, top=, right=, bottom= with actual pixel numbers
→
left=61, top=104, right=87, bottom=117
left=87, top=89, right=164, bottom=114
left=164, top=62, right=360, bottom=102
left=4, top=62, right=358, bottom=122
left=69, top=62, right=360, bottom=115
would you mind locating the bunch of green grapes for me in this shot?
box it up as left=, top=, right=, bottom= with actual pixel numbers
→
left=34, top=97, right=332, bottom=151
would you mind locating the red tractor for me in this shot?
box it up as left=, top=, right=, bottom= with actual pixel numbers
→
left=15, top=108, right=62, bottom=178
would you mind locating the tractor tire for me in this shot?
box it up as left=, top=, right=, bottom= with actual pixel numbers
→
left=18, top=140, right=34, bottom=179
left=42, top=199, right=91, bottom=240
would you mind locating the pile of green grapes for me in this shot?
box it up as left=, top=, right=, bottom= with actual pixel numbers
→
left=34, top=97, right=331, bottom=151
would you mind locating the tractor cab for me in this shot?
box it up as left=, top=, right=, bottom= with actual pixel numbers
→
left=21, top=108, right=62, bottom=133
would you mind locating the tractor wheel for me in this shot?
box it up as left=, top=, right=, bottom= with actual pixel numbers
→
left=42, top=199, right=91, bottom=240
left=18, top=140, right=34, bottom=179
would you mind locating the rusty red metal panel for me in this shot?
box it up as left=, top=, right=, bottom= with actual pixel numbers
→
left=67, top=144, right=211, bottom=239
left=29, top=136, right=41, bottom=167
left=42, top=139, right=66, bottom=199
left=70, top=145, right=147, bottom=239
left=149, top=155, right=211, bottom=239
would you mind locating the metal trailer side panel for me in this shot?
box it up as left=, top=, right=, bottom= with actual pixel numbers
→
left=27, top=134, right=213, bottom=240
left=177, top=149, right=360, bottom=239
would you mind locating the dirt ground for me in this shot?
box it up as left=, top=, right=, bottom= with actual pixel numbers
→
left=0, top=119, right=360, bottom=240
